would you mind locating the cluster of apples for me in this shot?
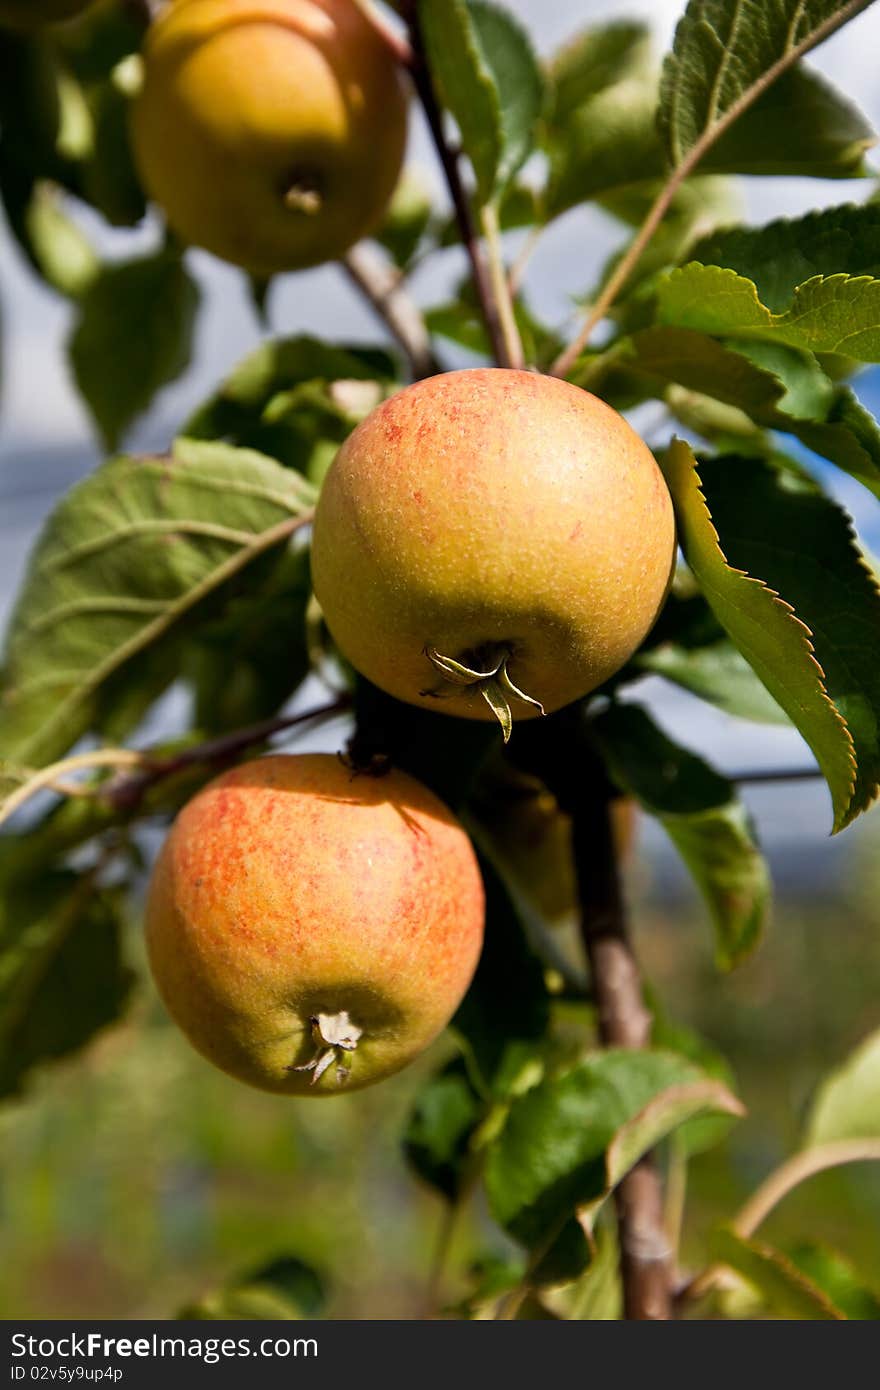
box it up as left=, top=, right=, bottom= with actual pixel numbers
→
left=148, top=365, right=672, bottom=1097
left=9, top=0, right=676, bottom=1094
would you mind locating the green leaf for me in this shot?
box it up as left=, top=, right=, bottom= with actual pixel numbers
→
left=0, top=870, right=133, bottom=1099
left=593, top=703, right=770, bottom=968
left=374, top=168, right=434, bottom=269
left=549, top=20, right=651, bottom=122
left=0, top=174, right=98, bottom=298
left=426, top=291, right=562, bottom=369
left=0, top=34, right=70, bottom=181
left=54, top=0, right=147, bottom=86
left=404, top=1058, right=483, bottom=1200
left=546, top=14, right=871, bottom=217
left=649, top=1008, right=740, bottom=1156
left=689, top=200, right=880, bottom=310
left=658, top=262, right=880, bottom=362
left=805, top=1027, right=880, bottom=1145
left=698, top=64, right=875, bottom=179
left=543, top=21, right=662, bottom=216
left=0, top=442, right=315, bottom=771
left=786, top=1243, right=880, bottom=1318
left=619, top=326, right=880, bottom=497
left=578, top=1075, right=743, bottom=1240
left=636, top=636, right=789, bottom=724
left=0, top=801, right=117, bottom=891
left=598, top=176, right=741, bottom=299
left=180, top=1255, right=325, bottom=1321
left=420, top=0, right=543, bottom=204
left=68, top=247, right=199, bottom=448
left=711, top=1227, right=844, bottom=1319
left=659, top=0, right=876, bottom=172
left=562, top=1224, right=621, bottom=1321
left=80, top=75, right=146, bottom=227
left=184, top=336, right=397, bottom=478
left=486, top=1049, right=740, bottom=1281
left=696, top=455, right=880, bottom=820
left=187, top=546, right=312, bottom=734
left=662, top=439, right=856, bottom=829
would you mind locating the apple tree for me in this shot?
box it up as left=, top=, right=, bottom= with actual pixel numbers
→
left=2, top=0, right=880, bottom=1320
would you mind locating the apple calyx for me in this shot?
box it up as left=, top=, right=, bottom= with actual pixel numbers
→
left=421, top=645, right=545, bottom=743
left=283, top=174, right=323, bottom=216
left=289, top=1010, right=364, bottom=1086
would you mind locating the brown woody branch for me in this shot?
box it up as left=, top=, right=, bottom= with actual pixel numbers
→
left=512, top=712, right=673, bottom=1321
left=400, top=0, right=512, bottom=368
left=731, top=765, right=822, bottom=785
left=569, top=762, right=673, bottom=1320
left=342, top=243, right=439, bottom=380
left=105, top=697, right=351, bottom=813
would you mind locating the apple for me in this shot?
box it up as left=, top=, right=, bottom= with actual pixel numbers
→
left=130, top=0, right=409, bottom=274
left=311, top=368, right=676, bottom=737
left=145, top=753, right=484, bottom=1095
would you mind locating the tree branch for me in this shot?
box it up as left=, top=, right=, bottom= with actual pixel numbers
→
left=512, top=713, right=673, bottom=1321
left=341, top=243, right=439, bottom=380
left=105, top=698, right=351, bottom=813
left=480, top=203, right=525, bottom=371
left=569, top=748, right=673, bottom=1320
left=731, top=765, right=823, bottom=785
left=678, top=1138, right=880, bottom=1309
left=400, top=0, right=512, bottom=368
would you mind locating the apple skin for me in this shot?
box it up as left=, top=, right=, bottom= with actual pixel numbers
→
left=130, top=0, right=408, bottom=275
left=475, top=763, right=638, bottom=927
left=311, top=369, right=676, bottom=724
left=145, top=754, right=485, bottom=1096
left=0, top=0, right=93, bottom=27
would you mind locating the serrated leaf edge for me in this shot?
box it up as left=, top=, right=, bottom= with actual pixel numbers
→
left=671, top=442, right=857, bottom=830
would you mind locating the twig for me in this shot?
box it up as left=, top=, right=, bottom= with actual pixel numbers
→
left=0, top=749, right=148, bottom=830
left=479, top=203, right=525, bottom=371
left=549, top=0, right=875, bottom=379
left=508, top=225, right=542, bottom=299
left=734, top=1139, right=880, bottom=1240
left=570, top=755, right=672, bottom=1319
left=400, top=0, right=511, bottom=368
left=679, top=1138, right=880, bottom=1308
left=342, top=243, right=439, bottom=380
left=731, top=766, right=823, bottom=785
left=512, top=714, right=673, bottom=1320
left=105, top=697, right=352, bottom=813
left=549, top=183, right=680, bottom=380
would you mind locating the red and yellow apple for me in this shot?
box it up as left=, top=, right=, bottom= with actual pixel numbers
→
left=145, top=754, right=484, bottom=1095
left=312, top=368, right=676, bottom=734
